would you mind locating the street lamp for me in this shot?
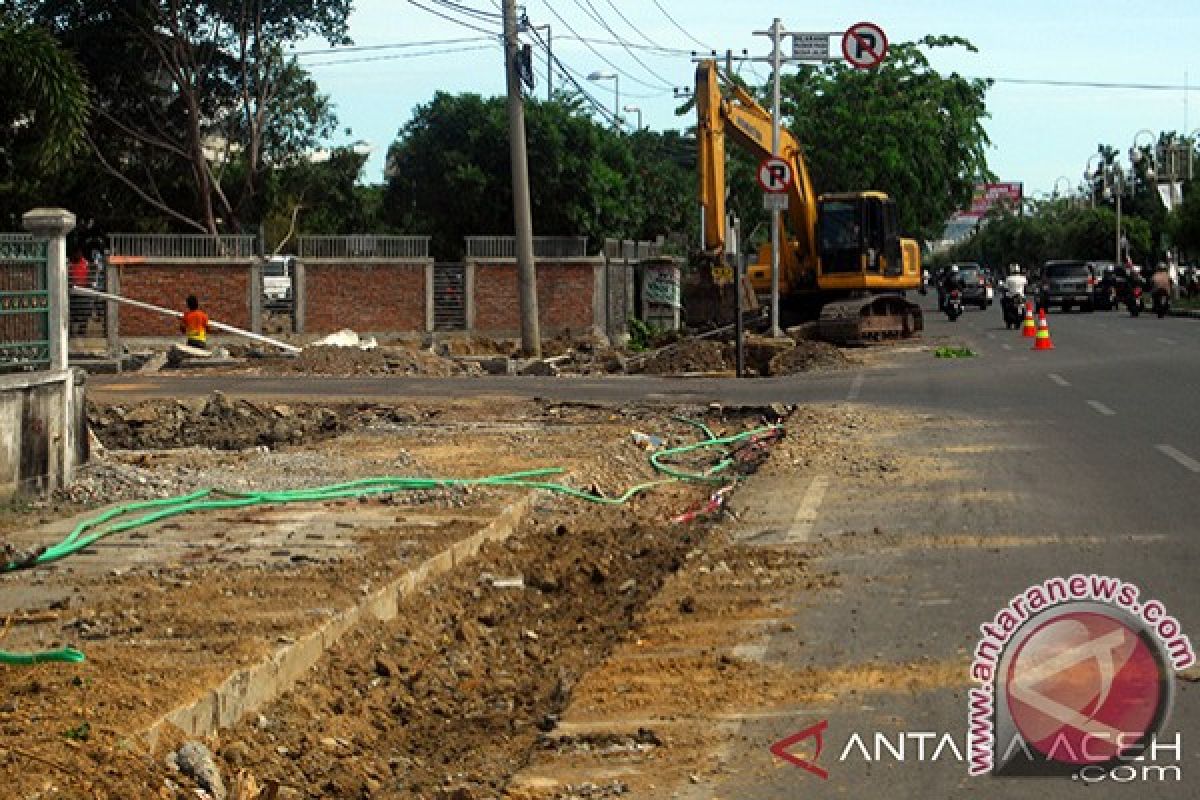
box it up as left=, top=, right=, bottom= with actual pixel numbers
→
left=587, top=70, right=620, bottom=131
left=622, top=104, right=642, bottom=131
left=1053, top=175, right=1071, bottom=197
left=1085, top=153, right=1105, bottom=209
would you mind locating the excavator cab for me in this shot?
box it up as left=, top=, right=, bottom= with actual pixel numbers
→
left=816, top=193, right=903, bottom=282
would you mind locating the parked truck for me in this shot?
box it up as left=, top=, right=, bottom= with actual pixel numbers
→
left=695, top=60, right=922, bottom=342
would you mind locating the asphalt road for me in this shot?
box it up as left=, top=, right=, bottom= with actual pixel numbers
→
left=700, top=296, right=1200, bottom=798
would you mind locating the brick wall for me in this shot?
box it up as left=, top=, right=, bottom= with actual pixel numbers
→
left=472, top=259, right=600, bottom=337
left=303, top=261, right=427, bottom=334
left=115, top=260, right=252, bottom=336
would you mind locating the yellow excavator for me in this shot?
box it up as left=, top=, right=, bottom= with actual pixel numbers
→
left=695, top=59, right=923, bottom=343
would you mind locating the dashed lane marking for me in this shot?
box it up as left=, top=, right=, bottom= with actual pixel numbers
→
left=1049, top=373, right=1071, bottom=387
left=1087, top=400, right=1116, bottom=416
left=847, top=373, right=864, bottom=402
left=786, top=476, right=830, bottom=543
left=1156, top=445, right=1200, bottom=473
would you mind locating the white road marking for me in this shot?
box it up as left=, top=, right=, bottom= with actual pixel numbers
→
left=1157, top=445, right=1200, bottom=473
left=732, top=642, right=769, bottom=661
left=1048, top=373, right=1071, bottom=387
left=786, top=476, right=830, bottom=543
left=1087, top=401, right=1116, bottom=416
left=1002, top=344, right=1013, bottom=351
left=847, top=373, right=864, bottom=401
left=1158, top=337, right=1178, bottom=346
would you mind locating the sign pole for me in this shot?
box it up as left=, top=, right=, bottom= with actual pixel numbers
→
left=769, top=17, right=783, bottom=338
left=735, top=215, right=745, bottom=378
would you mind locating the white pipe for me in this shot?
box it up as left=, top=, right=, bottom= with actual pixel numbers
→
left=70, top=286, right=302, bottom=354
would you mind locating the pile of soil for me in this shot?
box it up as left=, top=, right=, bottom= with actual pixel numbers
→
left=767, top=340, right=849, bottom=374
left=634, top=337, right=848, bottom=377
left=635, top=340, right=731, bottom=375
left=279, top=345, right=474, bottom=377
left=87, top=394, right=423, bottom=451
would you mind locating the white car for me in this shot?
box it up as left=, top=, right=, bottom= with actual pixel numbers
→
left=263, top=256, right=295, bottom=303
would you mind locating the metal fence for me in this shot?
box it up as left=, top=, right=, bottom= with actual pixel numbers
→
left=109, top=233, right=258, bottom=259
left=0, top=235, right=50, bottom=373
left=604, top=238, right=668, bottom=261
left=297, top=235, right=430, bottom=260
left=465, top=236, right=590, bottom=259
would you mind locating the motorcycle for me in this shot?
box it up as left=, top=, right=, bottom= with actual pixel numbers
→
left=1001, top=291, right=1025, bottom=329
left=1153, top=289, right=1170, bottom=319
left=1127, top=286, right=1143, bottom=317
left=945, top=289, right=963, bottom=321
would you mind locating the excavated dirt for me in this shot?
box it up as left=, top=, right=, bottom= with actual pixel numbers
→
left=634, top=337, right=851, bottom=377
left=0, top=400, right=794, bottom=799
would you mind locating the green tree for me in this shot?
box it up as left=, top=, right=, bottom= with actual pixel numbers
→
left=22, top=0, right=350, bottom=234
left=0, top=15, right=88, bottom=224
left=383, top=92, right=693, bottom=258
left=780, top=35, right=993, bottom=242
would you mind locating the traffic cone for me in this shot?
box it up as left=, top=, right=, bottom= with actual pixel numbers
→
left=1032, top=308, right=1054, bottom=351
left=1021, top=301, right=1037, bottom=338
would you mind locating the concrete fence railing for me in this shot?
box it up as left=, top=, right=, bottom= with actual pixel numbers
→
left=465, top=236, right=590, bottom=259
left=297, top=235, right=430, bottom=260
left=110, top=233, right=258, bottom=259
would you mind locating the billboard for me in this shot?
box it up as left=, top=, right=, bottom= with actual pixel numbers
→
left=957, top=182, right=1024, bottom=220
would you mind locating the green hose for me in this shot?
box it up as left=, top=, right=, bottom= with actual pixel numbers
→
left=1, top=423, right=783, bottom=666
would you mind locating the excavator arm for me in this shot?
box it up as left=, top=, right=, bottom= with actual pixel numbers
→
left=695, top=59, right=818, bottom=292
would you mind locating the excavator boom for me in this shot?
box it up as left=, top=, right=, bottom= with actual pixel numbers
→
left=694, top=59, right=922, bottom=342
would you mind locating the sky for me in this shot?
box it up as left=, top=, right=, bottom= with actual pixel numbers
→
left=294, top=0, right=1200, bottom=201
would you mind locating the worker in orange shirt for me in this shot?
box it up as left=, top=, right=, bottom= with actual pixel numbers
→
left=180, top=295, right=211, bottom=349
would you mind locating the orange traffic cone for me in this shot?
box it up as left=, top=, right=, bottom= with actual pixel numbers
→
left=1021, top=301, right=1037, bottom=338
left=1032, top=308, right=1054, bottom=351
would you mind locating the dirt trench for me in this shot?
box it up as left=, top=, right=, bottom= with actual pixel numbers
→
left=171, top=492, right=710, bottom=799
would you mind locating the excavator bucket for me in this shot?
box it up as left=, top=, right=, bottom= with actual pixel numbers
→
left=816, top=294, right=923, bottom=345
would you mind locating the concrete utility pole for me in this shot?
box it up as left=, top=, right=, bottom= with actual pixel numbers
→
left=503, top=0, right=541, bottom=357
left=755, top=17, right=786, bottom=338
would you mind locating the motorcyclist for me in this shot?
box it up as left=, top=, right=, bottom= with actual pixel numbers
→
left=1150, top=262, right=1172, bottom=296
left=1098, top=264, right=1117, bottom=308
left=942, top=264, right=965, bottom=294
left=1003, top=263, right=1027, bottom=298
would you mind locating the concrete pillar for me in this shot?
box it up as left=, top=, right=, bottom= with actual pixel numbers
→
left=249, top=259, right=263, bottom=335
left=464, top=261, right=477, bottom=333
left=22, top=208, right=76, bottom=371
left=592, top=259, right=607, bottom=343
left=293, top=259, right=306, bottom=334
left=105, top=265, right=121, bottom=360
left=425, top=261, right=436, bottom=333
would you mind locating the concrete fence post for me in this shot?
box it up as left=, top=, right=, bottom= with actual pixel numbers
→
left=293, top=259, right=306, bottom=334
left=105, top=266, right=121, bottom=360
left=249, top=259, right=263, bottom=335
left=425, top=261, right=436, bottom=333
left=22, top=208, right=76, bottom=371
left=464, top=260, right=477, bottom=333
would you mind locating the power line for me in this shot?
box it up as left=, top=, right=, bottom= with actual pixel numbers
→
left=304, top=43, right=500, bottom=68
left=292, top=36, right=494, bottom=57
left=407, top=0, right=500, bottom=36
left=649, top=0, right=711, bottom=51
left=526, top=25, right=619, bottom=126
left=540, top=0, right=669, bottom=91
left=427, top=0, right=503, bottom=21
left=602, top=0, right=667, bottom=50
left=573, top=0, right=674, bottom=89
left=983, top=76, right=1200, bottom=92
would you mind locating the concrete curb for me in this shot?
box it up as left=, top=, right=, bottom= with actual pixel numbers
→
left=140, top=493, right=534, bottom=748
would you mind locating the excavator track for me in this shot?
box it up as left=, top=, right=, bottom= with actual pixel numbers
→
left=816, top=294, right=923, bottom=345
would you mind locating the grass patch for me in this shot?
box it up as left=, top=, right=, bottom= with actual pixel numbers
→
left=935, top=346, right=976, bottom=358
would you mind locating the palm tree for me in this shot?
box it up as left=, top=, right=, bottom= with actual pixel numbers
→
left=0, top=16, right=89, bottom=179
